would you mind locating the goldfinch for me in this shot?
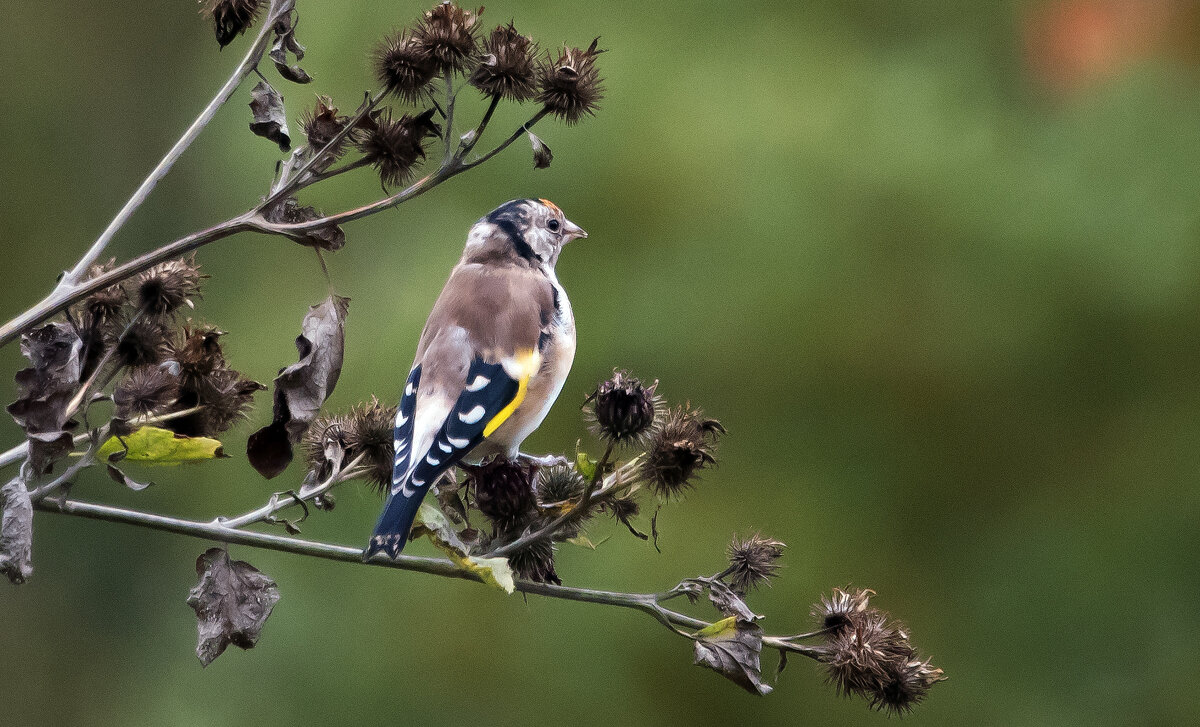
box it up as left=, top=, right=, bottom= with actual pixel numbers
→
left=368, top=199, right=587, bottom=558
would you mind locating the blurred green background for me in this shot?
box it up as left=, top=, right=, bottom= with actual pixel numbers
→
left=3, top=0, right=1200, bottom=724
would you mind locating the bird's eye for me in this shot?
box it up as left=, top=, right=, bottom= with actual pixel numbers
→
left=547, top=219, right=561, bottom=232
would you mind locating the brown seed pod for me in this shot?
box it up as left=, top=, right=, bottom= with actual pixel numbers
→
left=725, top=532, right=786, bottom=593
left=374, top=31, right=439, bottom=104
left=469, top=23, right=538, bottom=101
left=537, top=38, right=605, bottom=124
left=413, top=2, right=481, bottom=75
left=357, top=108, right=440, bottom=188
left=641, top=405, right=725, bottom=498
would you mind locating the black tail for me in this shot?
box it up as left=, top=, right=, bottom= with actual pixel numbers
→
left=367, top=480, right=432, bottom=559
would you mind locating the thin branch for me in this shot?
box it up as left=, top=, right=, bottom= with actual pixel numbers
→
left=458, top=95, right=501, bottom=157
left=441, top=70, right=456, bottom=165
left=460, top=108, right=549, bottom=170
left=54, top=0, right=286, bottom=292
left=260, top=91, right=386, bottom=207
left=32, top=496, right=824, bottom=660
left=216, top=452, right=368, bottom=529
left=0, top=216, right=256, bottom=347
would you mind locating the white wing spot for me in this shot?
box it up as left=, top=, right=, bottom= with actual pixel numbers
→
left=395, top=411, right=409, bottom=426
left=394, top=439, right=407, bottom=451
left=400, top=483, right=416, bottom=497
left=447, top=436, right=470, bottom=448
left=438, top=441, right=452, bottom=453
left=426, top=454, right=440, bottom=466
left=404, top=381, right=415, bottom=397
left=466, top=375, right=490, bottom=392
left=412, top=477, right=425, bottom=487
left=459, top=405, right=486, bottom=424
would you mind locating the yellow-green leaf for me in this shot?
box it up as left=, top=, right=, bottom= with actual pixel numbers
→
left=694, top=616, right=738, bottom=639
left=575, top=451, right=598, bottom=481
left=97, top=427, right=226, bottom=465
left=413, top=503, right=515, bottom=594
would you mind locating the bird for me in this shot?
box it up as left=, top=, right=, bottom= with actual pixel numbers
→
left=368, top=198, right=588, bottom=558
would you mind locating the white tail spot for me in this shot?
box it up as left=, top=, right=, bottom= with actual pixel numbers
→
left=459, top=405, right=486, bottom=424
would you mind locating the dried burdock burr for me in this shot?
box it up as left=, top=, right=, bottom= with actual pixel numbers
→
left=300, top=96, right=354, bottom=164
left=413, top=2, right=481, bottom=75
left=373, top=31, right=439, bottom=104
left=200, top=0, right=263, bottom=49
left=470, top=23, right=539, bottom=101
left=587, top=369, right=659, bottom=447
left=115, top=316, right=174, bottom=367
left=725, top=532, right=786, bottom=593
left=507, top=537, right=561, bottom=585
left=134, top=257, right=204, bottom=316
left=464, top=457, right=537, bottom=533
left=342, top=397, right=397, bottom=491
left=113, top=364, right=181, bottom=419
left=537, top=38, right=605, bottom=124
left=642, top=405, right=725, bottom=498
left=80, top=260, right=128, bottom=326
left=357, top=108, right=440, bottom=188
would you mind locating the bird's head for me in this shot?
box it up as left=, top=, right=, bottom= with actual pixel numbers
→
left=464, top=198, right=587, bottom=268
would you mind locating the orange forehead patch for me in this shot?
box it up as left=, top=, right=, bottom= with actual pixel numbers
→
left=538, top=198, right=560, bottom=214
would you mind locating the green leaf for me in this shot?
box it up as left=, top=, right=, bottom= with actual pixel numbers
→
left=413, top=504, right=515, bottom=594
left=575, top=451, right=598, bottom=481
left=693, top=617, right=774, bottom=695
left=97, top=426, right=226, bottom=465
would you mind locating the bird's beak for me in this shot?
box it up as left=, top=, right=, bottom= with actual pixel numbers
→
left=562, top=217, right=588, bottom=242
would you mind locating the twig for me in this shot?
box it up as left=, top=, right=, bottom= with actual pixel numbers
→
left=53, top=0, right=287, bottom=293
left=1, top=109, right=551, bottom=344
left=217, top=452, right=368, bottom=529
left=32, top=496, right=824, bottom=661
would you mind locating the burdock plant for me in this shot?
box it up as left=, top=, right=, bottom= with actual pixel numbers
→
left=0, top=1, right=945, bottom=715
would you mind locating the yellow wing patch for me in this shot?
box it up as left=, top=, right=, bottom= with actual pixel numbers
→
left=483, top=350, right=541, bottom=437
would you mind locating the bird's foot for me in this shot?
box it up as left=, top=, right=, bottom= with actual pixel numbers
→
left=517, top=452, right=570, bottom=468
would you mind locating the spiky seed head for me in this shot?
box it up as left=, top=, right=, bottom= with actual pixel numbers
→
left=200, top=0, right=263, bottom=48
left=469, top=23, right=538, bottom=101
left=81, top=260, right=128, bottom=325
left=172, top=324, right=227, bottom=389
left=300, top=96, right=353, bottom=167
left=373, top=31, right=439, bottom=103
left=357, top=108, right=440, bottom=188
left=642, top=405, right=725, bottom=498
left=535, top=463, right=588, bottom=505
left=413, top=2, right=481, bottom=75
left=303, top=413, right=351, bottom=482
left=537, top=38, right=605, bottom=124
left=508, top=537, right=561, bottom=585
left=135, top=257, right=204, bottom=316
left=587, top=369, right=659, bottom=446
left=190, top=367, right=265, bottom=435
left=115, top=316, right=174, bottom=367
left=813, top=590, right=947, bottom=713
left=726, top=532, right=786, bottom=593
left=814, top=587, right=876, bottom=633
left=113, top=364, right=181, bottom=419
left=464, top=457, right=537, bottom=533
left=342, top=397, right=397, bottom=491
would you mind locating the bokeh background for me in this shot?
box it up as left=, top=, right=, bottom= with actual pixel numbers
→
left=3, top=0, right=1200, bottom=724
